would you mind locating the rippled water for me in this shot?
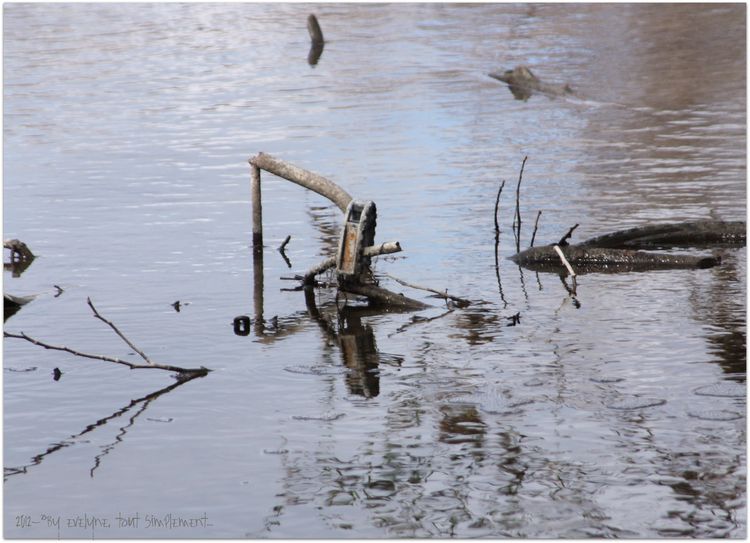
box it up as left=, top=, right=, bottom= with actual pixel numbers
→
left=4, top=3, right=746, bottom=538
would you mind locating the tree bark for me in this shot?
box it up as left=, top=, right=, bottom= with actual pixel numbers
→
left=249, top=152, right=353, bottom=212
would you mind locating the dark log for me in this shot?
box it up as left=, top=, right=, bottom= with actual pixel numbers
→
left=4, top=239, right=35, bottom=262
left=511, top=245, right=720, bottom=274
left=340, top=282, right=430, bottom=310
left=578, top=220, right=746, bottom=249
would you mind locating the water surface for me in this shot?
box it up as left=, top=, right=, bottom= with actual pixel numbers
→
left=4, top=3, right=746, bottom=538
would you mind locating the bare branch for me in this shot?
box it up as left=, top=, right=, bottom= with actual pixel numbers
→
left=553, top=245, right=577, bottom=277
left=557, top=223, right=579, bottom=246
left=530, top=210, right=542, bottom=248
left=87, top=297, right=153, bottom=365
left=513, top=156, right=528, bottom=253
left=383, top=273, right=472, bottom=308
left=303, top=241, right=402, bottom=284
left=5, top=301, right=210, bottom=377
left=493, top=179, right=505, bottom=234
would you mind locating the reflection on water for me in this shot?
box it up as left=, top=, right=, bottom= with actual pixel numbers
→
left=4, top=375, right=204, bottom=481
left=4, top=2, right=746, bottom=539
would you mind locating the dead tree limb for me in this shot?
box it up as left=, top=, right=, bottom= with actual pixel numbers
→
left=553, top=245, right=577, bottom=277
left=383, top=273, right=472, bottom=308
left=340, top=282, right=429, bottom=310
left=493, top=179, right=506, bottom=234
left=4, top=239, right=35, bottom=262
left=87, top=297, right=153, bottom=365
left=303, top=241, right=402, bottom=284
left=512, top=156, right=528, bottom=253
left=557, top=223, right=579, bottom=246
left=5, top=300, right=210, bottom=377
left=249, top=152, right=353, bottom=212
left=530, top=210, right=542, bottom=247
left=307, top=14, right=324, bottom=45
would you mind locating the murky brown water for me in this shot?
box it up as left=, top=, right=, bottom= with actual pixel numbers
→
left=4, top=3, right=746, bottom=538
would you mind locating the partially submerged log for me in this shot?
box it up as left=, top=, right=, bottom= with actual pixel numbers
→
left=4, top=293, right=36, bottom=320
left=4, top=239, right=34, bottom=262
left=339, top=281, right=430, bottom=310
left=4, top=239, right=35, bottom=276
left=578, top=220, right=746, bottom=249
left=512, top=244, right=720, bottom=274
left=488, top=66, right=573, bottom=101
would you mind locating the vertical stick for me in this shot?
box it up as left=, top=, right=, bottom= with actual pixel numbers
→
left=513, top=156, right=528, bottom=254
left=251, top=164, right=263, bottom=252
left=253, top=246, right=264, bottom=336
left=530, top=210, right=542, bottom=247
left=493, top=179, right=506, bottom=234
left=251, top=163, right=264, bottom=334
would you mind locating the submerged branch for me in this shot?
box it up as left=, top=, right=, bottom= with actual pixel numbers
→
left=87, top=297, right=153, bottom=365
left=383, top=273, right=472, bottom=308
left=557, top=223, right=579, bottom=246
left=512, top=156, right=528, bottom=253
left=530, top=210, right=542, bottom=247
left=493, top=179, right=506, bottom=234
left=303, top=241, right=402, bottom=284
left=6, top=300, right=210, bottom=377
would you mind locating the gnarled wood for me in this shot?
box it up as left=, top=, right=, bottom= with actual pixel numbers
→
left=249, top=152, right=353, bottom=212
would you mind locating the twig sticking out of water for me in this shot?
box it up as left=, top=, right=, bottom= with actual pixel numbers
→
left=493, top=179, right=506, bottom=234
left=307, top=14, right=324, bottom=45
left=303, top=241, right=402, bottom=285
left=383, top=273, right=472, bottom=308
left=278, top=235, right=292, bottom=268
left=530, top=210, right=542, bottom=247
left=5, top=299, right=209, bottom=377
left=557, top=223, right=579, bottom=246
left=512, top=156, right=528, bottom=253
left=553, top=245, right=577, bottom=277
left=87, top=297, right=153, bottom=365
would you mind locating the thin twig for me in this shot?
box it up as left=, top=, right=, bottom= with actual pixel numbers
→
left=303, top=241, right=401, bottom=284
left=383, top=273, right=472, bottom=308
left=530, top=210, right=542, bottom=247
left=553, top=245, right=577, bottom=277
left=87, top=297, right=153, bottom=365
left=493, top=234, right=508, bottom=308
left=4, top=331, right=206, bottom=374
left=6, top=301, right=210, bottom=376
left=513, top=156, right=528, bottom=253
left=493, top=179, right=506, bottom=234
left=557, top=223, right=579, bottom=246
left=278, top=235, right=291, bottom=252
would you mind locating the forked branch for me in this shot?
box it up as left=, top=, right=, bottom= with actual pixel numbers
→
left=5, top=299, right=209, bottom=377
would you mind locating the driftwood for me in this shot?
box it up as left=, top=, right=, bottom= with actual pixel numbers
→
left=250, top=153, right=433, bottom=311
left=4, top=239, right=34, bottom=262
left=578, top=220, right=746, bottom=249
left=4, top=293, right=37, bottom=320
left=249, top=152, right=353, bottom=213
left=4, top=239, right=35, bottom=276
left=512, top=244, right=720, bottom=274
left=488, top=66, right=573, bottom=101
left=5, top=298, right=209, bottom=377
left=307, top=14, right=324, bottom=45
left=511, top=157, right=528, bottom=253
left=339, top=282, right=429, bottom=310
left=383, top=273, right=472, bottom=308
left=303, top=241, right=402, bottom=284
